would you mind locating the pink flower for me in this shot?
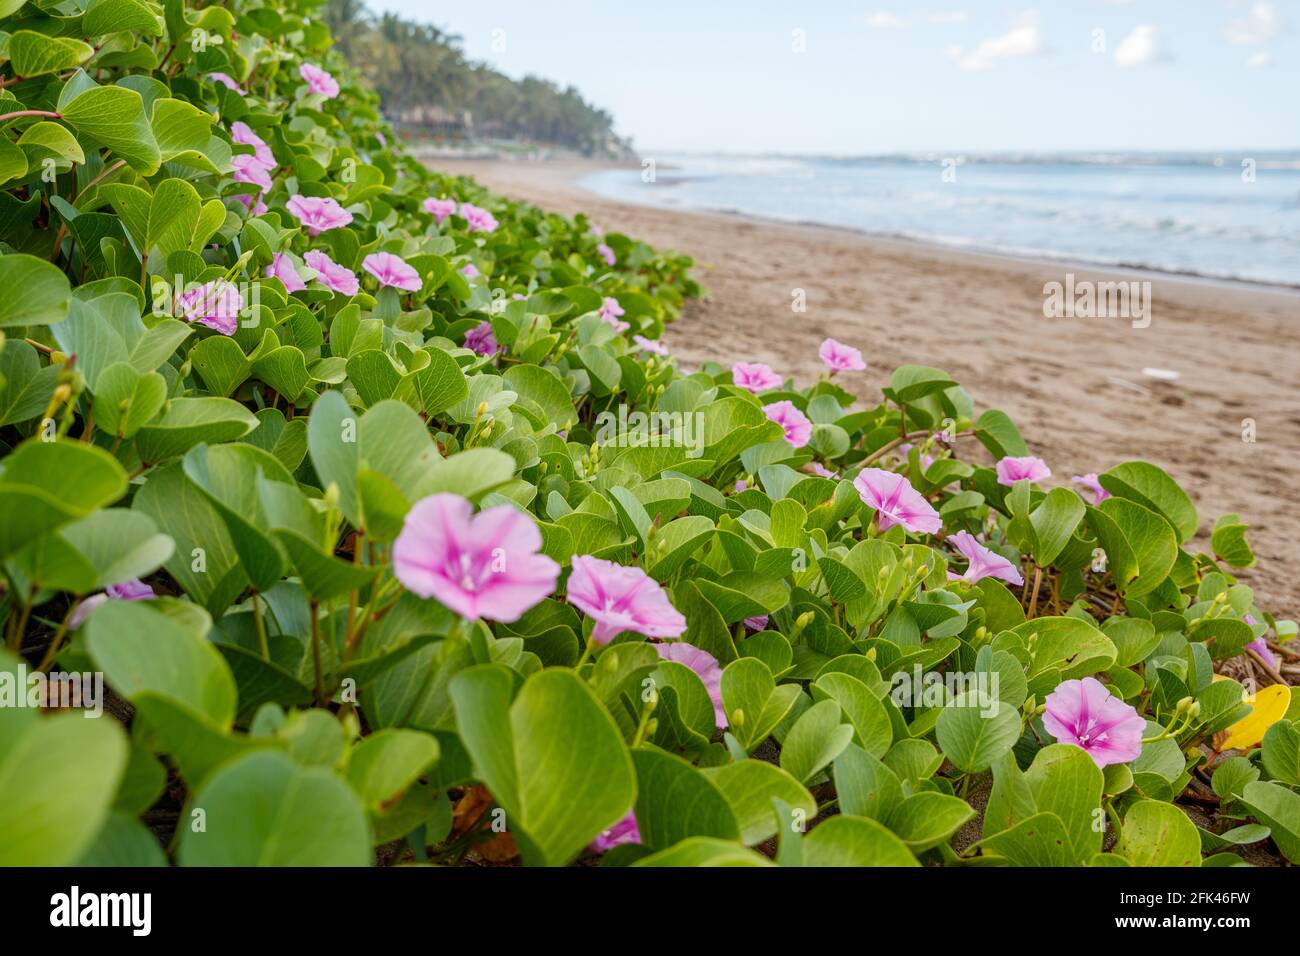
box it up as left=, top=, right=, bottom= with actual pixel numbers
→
left=946, top=531, right=1024, bottom=586
left=807, top=463, right=838, bottom=479
left=392, top=494, right=561, bottom=623
left=70, top=579, right=155, bottom=629
left=1073, top=473, right=1111, bottom=504
left=265, top=253, right=307, bottom=293
left=237, top=194, right=269, bottom=217
left=1245, top=637, right=1278, bottom=671
left=230, top=122, right=275, bottom=171
left=995, top=455, right=1051, bottom=487
left=589, top=811, right=640, bottom=853
left=286, top=195, right=353, bottom=235
left=734, top=479, right=748, bottom=493
left=175, top=280, right=244, bottom=335
left=744, top=615, right=769, bottom=631
left=899, top=443, right=936, bottom=471
left=819, top=338, right=866, bottom=373
left=300, top=63, right=340, bottom=98
left=231, top=153, right=273, bottom=194
left=464, top=320, right=498, bottom=356
left=633, top=334, right=669, bottom=356
left=461, top=263, right=480, bottom=279
left=208, top=72, right=246, bottom=94
left=565, top=555, right=687, bottom=645
left=599, top=297, right=629, bottom=332
left=363, top=252, right=422, bottom=292
left=731, top=362, right=781, bottom=393
left=655, top=641, right=727, bottom=729
left=596, top=242, right=616, bottom=266
left=591, top=224, right=605, bottom=237
left=853, top=467, right=942, bottom=535
left=303, top=250, right=359, bottom=296
left=423, top=197, right=457, bottom=223
left=1043, top=677, right=1145, bottom=768
left=763, top=401, right=812, bottom=448
left=459, top=202, right=498, bottom=233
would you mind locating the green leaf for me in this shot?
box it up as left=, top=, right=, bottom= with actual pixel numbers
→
left=1211, top=513, right=1256, bottom=569
left=1024, top=743, right=1104, bottom=861
left=1240, top=781, right=1300, bottom=864
left=631, top=748, right=740, bottom=849
left=780, top=699, right=855, bottom=784
left=134, top=397, right=259, bottom=463
left=7, top=31, right=93, bottom=78
left=179, top=751, right=371, bottom=866
left=60, top=85, right=161, bottom=175
left=811, top=671, right=893, bottom=757
left=719, top=657, right=800, bottom=751
left=1117, top=800, right=1201, bottom=867
left=0, top=253, right=71, bottom=327
left=0, top=439, right=126, bottom=559
left=935, top=691, right=1022, bottom=773
left=345, top=729, right=440, bottom=811
left=801, top=815, right=918, bottom=866
left=1028, top=487, right=1085, bottom=566
left=1099, top=461, right=1198, bottom=544
left=451, top=666, right=635, bottom=866
left=885, top=792, right=975, bottom=851
left=84, top=0, right=166, bottom=37
left=702, top=759, right=816, bottom=846
left=92, top=362, right=167, bottom=438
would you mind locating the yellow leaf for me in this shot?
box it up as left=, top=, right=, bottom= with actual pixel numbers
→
left=1216, top=684, right=1292, bottom=752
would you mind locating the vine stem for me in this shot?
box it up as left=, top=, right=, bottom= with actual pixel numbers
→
left=251, top=591, right=270, bottom=660
left=309, top=600, right=324, bottom=705
left=36, top=600, right=81, bottom=673
left=0, top=109, right=61, bottom=123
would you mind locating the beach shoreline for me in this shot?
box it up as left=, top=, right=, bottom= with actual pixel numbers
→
left=434, top=157, right=1300, bottom=613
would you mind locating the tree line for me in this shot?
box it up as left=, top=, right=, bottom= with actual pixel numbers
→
left=323, top=0, right=627, bottom=156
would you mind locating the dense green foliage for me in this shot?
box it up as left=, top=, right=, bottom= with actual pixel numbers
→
left=0, top=0, right=1295, bottom=869
left=323, top=0, right=624, bottom=154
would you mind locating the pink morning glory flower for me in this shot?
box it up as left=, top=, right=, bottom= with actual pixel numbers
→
left=597, top=242, right=616, bottom=266
left=565, top=555, right=688, bottom=645
left=265, top=253, right=306, bottom=293
left=230, top=122, right=275, bottom=171
left=459, top=202, right=498, bottom=233
left=1073, top=473, right=1111, bottom=504
left=231, top=153, right=273, bottom=195
left=286, top=195, right=353, bottom=235
left=819, top=338, right=866, bottom=373
left=806, top=463, right=838, bottom=479
left=303, top=250, right=359, bottom=296
left=589, top=811, right=640, bottom=853
left=69, top=579, right=155, bottom=629
left=763, top=400, right=813, bottom=448
left=1245, top=637, right=1278, bottom=671
left=744, top=615, right=769, bottom=631
left=363, top=251, right=422, bottom=292
left=208, top=72, right=246, bottom=94
left=300, top=63, right=340, bottom=98
left=995, top=455, right=1051, bottom=487
left=461, top=263, right=480, bottom=279
left=392, top=494, right=561, bottom=623
left=175, top=280, right=244, bottom=335
left=731, top=362, right=782, bottom=393
left=633, top=334, right=669, bottom=356
left=464, top=320, right=498, bottom=356
left=423, top=197, right=457, bottom=223
left=1043, top=677, right=1145, bottom=768
left=599, top=297, right=628, bottom=332
left=946, top=531, right=1023, bottom=586
left=853, top=467, right=942, bottom=535
left=655, top=641, right=727, bottom=729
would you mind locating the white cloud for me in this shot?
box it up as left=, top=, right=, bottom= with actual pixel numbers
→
left=949, top=11, right=1042, bottom=71
left=1226, top=2, right=1279, bottom=45
left=1114, top=25, right=1168, bottom=67
left=1246, top=50, right=1273, bottom=68
left=926, top=11, right=969, bottom=25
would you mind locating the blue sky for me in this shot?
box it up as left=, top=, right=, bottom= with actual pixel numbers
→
left=372, top=1, right=1297, bottom=154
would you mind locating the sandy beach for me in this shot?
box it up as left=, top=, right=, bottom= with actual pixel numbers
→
left=438, top=159, right=1300, bottom=614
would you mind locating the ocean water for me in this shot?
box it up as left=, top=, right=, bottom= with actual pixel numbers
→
left=578, top=153, right=1300, bottom=287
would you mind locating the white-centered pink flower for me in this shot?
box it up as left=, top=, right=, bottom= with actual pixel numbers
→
left=1072, top=472, right=1111, bottom=504
left=362, top=251, right=422, bottom=291
left=633, top=334, right=669, bottom=356
left=231, top=153, right=273, bottom=194
left=819, top=338, right=866, bottom=373
left=995, top=455, right=1051, bottom=487
left=459, top=202, right=498, bottom=233
left=655, top=641, right=726, bottom=729
left=423, top=197, right=457, bottom=223
left=599, top=296, right=628, bottom=332
left=392, top=494, right=560, bottom=623
left=300, top=63, right=339, bottom=98
left=1043, top=677, right=1145, bottom=768
left=763, top=400, right=813, bottom=448
left=853, top=467, right=942, bottom=535
left=597, top=242, right=616, bottom=266
left=265, top=253, right=306, bottom=293
left=946, top=531, right=1023, bottom=586
left=175, top=280, right=244, bottom=335
left=286, top=194, right=353, bottom=235
left=731, top=362, right=782, bottom=393
left=70, top=579, right=155, bottom=629
left=230, top=121, right=275, bottom=171
left=565, top=555, right=687, bottom=645
left=303, top=250, right=359, bottom=296
left=208, top=72, right=246, bottom=94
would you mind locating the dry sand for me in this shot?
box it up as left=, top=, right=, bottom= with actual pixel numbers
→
left=438, top=159, right=1300, bottom=616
